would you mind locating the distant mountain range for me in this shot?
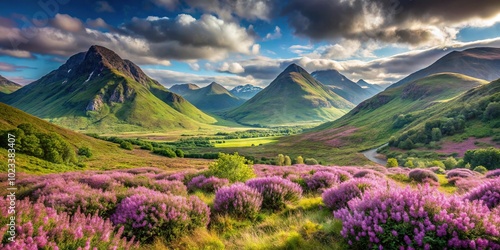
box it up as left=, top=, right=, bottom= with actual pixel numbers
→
left=389, top=47, right=500, bottom=89
left=225, top=64, right=354, bottom=126
left=0, top=75, right=22, bottom=94
left=311, top=70, right=378, bottom=104
left=170, top=82, right=244, bottom=112
left=0, top=45, right=216, bottom=132
left=230, top=84, right=263, bottom=100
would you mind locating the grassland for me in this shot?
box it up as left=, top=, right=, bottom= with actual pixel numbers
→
left=212, top=137, right=280, bottom=148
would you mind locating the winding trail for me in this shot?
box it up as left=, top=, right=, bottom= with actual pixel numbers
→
left=361, top=143, right=388, bottom=166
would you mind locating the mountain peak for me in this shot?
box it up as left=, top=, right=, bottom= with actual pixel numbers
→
left=282, top=63, right=307, bottom=74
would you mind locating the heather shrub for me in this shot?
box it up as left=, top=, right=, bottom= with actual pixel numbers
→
left=446, top=168, right=475, bottom=179
left=408, top=168, right=439, bottom=183
left=428, top=166, right=445, bottom=174
left=322, top=178, right=381, bottom=210
left=334, top=185, right=500, bottom=249
left=152, top=179, right=188, bottom=196
left=79, top=174, right=120, bottom=190
left=213, top=183, right=262, bottom=219
left=353, top=169, right=385, bottom=179
left=303, top=171, right=340, bottom=192
left=209, top=153, right=255, bottom=182
left=111, top=193, right=210, bottom=243
left=0, top=198, right=135, bottom=249
left=463, top=180, right=500, bottom=209
left=486, top=169, right=500, bottom=178
left=473, top=165, right=488, bottom=174
left=187, top=175, right=229, bottom=192
left=246, top=176, right=302, bottom=210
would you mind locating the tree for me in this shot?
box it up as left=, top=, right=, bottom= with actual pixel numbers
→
left=431, top=128, right=442, bottom=142
left=276, top=154, right=285, bottom=166
left=386, top=158, right=398, bottom=168
left=443, top=157, right=458, bottom=170
left=464, top=147, right=500, bottom=170
left=209, top=153, right=255, bottom=182
left=484, top=102, right=500, bottom=120
left=284, top=155, right=292, bottom=166
left=295, top=156, right=304, bottom=164
left=78, top=147, right=92, bottom=158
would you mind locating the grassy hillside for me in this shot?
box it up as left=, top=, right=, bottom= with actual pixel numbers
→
left=1, top=46, right=216, bottom=132
left=173, top=82, right=244, bottom=112
left=0, top=75, right=22, bottom=94
left=225, top=64, right=354, bottom=127
left=312, top=70, right=375, bottom=104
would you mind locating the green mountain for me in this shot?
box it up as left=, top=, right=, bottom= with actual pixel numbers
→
left=230, top=84, right=263, bottom=100
left=269, top=73, right=491, bottom=164
left=170, top=82, right=244, bottom=111
left=0, top=45, right=216, bottom=132
left=389, top=47, right=500, bottom=89
left=0, top=75, right=22, bottom=94
left=311, top=70, right=378, bottom=104
left=356, top=79, right=385, bottom=95
left=225, top=64, right=354, bottom=126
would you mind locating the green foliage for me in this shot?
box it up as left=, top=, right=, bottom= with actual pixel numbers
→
left=404, top=160, right=414, bottom=168
left=431, top=128, right=442, bottom=141
left=175, top=149, right=184, bottom=158
left=296, top=156, right=304, bottom=164
left=304, top=158, right=318, bottom=165
left=392, top=114, right=415, bottom=129
left=429, top=160, right=445, bottom=169
left=140, top=143, right=153, bottom=151
left=284, top=155, right=292, bottom=166
left=119, top=141, right=133, bottom=150
left=277, top=154, right=285, bottom=166
left=443, top=157, right=458, bottom=170
left=386, top=158, right=398, bottom=168
left=483, top=102, right=500, bottom=120
left=464, top=147, right=500, bottom=170
left=209, top=153, right=255, bottom=182
left=153, top=148, right=177, bottom=158
left=473, top=165, right=488, bottom=174
left=77, top=147, right=92, bottom=158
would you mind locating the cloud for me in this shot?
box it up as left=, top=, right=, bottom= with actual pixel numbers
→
left=0, top=62, right=33, bottom=72
left=282, top=0, right=500, bottom=46
left=0, top=13, right=256, bottom=65
left=264, top=26, right=281, bottom=40
left=152, top=0, right=179, bottom=10
left=95, top=1, right=115, bottom=13
left=218, top=62, right=245, bottom=74
left=144, top=68, right=263, bottom=88
left=289, top=44, right=313, bottom=55
left=188, top=62, right=200, bottom=71
left=184, top=0, right=274, bottom=21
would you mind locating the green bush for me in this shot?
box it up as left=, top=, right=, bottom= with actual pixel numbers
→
left=209, top=153, right=255, bottom=182
left=443, top=157, right=458, bottom=170
left=386, top=158, right=398, bottom=168
left=304, top=158, right=319, bottom=165
left=140, top=143, right=153, bottom=151
left=120, top=141, right=133, bottom=150
left=175, top=149, right=184, bottom=158
left=78, top=147, right=92, bottom=158
left=464, top=147, right=500, bottom=170
left=296, top=156, right=304, bottom=164
left=473, top=166, right=488, bottom=174
left=153, top=148, right=177, bottom=158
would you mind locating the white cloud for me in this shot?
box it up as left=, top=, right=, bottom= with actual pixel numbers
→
left=219, top=62, right=245, bottom=74
left=264, top=26, right=281, bottom=40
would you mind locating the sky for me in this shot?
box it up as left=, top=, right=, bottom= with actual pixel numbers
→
left=0, top=0, right=500, bottom=88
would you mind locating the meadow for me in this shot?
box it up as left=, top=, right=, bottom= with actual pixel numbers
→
left=2, top=153, right=499, bottom=249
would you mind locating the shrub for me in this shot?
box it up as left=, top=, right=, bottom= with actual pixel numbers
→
left=473, top=165, right=488, bottom=174
left=353, top=170, right=385, bottom=179
left=303, top=171, right=339, bottom=192
left=153, top=148, right=176, bottom=158
left=386, top=158, right=398, bottom=168
left=120, top=141, right=134, bottom=150
left=152, top=180, right=188, bottom=196
left=213, top=183, right=262, bottom=219
left=322, top=178, right=381, bottom=211
left=77, top=146, right=92, bottom=157
left=296, top=156, right=304, bottom=164
left=446, top=168, right=475, bottom=179
left=209, top=153, right=255, bottom=182
left=408, top=169, right=439, bottom=183
left=428, top=166, right=445, bottom=174
left=175, top=149, right=184, bottom=158
left=463, top=147, right=500, bottom=170
left=111, top=193, right=210, bottom=243
left=463, top=180, right=500, bottom=209
left=246, top=177, right=302, bottom=210
left=443, top=157, right=458, bottom=169
left=187, top=175, right=229, bottom=192
left=334, top=185, right=500, bottom=249
left=486, top=169, right=500, bottom=178
left=140, top=143, right=153, bottom=151
left=304, top=158, right=319, bottom=165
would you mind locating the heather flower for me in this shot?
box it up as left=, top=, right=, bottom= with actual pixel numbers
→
left=446, top=168, right=475, bottom=179
left=111, top=193, right=210, bottom=243
left=303, top=171, right=340, bottom=192
left=246, top=176, right=302, bottom=210
left=322, top=178, right=382, bottom=210
left=152, top=179, right=188, bottom=196
left=408, top=169, right=439, bottom=183
left=187, top=175, right=229, bottom=192
left=486, top=169, right=500, bottom=179
left=463, top=180, right=500, bottom=209
left=353, top=169, right=385, bottom=179
left=213, top=183, right=263, bottom=219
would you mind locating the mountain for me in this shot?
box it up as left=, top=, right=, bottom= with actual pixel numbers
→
left=311, top=70, right=376, bottom=104
left=230, top=84, right=263, bottom=100
left=0, top=75, right=22, bottom=94
left=170, top=83, right=200, bottom=96
left=225, top=64, right=354, bottom=126
left=389, top=47, right=500, bottom=89
left=356, top=79, right=385, bottom=94
left=171, top=82, right=244, bottom=112
left=0, top=45, right=216, bottom=132
left=277, top=73, right=490, bottom=164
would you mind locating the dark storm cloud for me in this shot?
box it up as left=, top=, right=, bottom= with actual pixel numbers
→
left=282, top=0, right=500, bottom=44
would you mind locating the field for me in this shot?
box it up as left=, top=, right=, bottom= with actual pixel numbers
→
left=212, top=137, right=280, bottom=148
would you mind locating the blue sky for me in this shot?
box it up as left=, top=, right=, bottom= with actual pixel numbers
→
left=1, top=0, right=500, bottom=88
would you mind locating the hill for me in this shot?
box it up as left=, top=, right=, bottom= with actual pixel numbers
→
left=0, top=75, right=22, bottom=94
left=311, top=70, right=377, bottom=104
left=230, top=84, right=263, bottom=100
left=356, top=79, right=385, bottom=95
left=225, top=64, right=354, bottom=126
left=0, top=45, right=216, bottom=132
left=255, top=73, right=491, bottom=164
left=171, top=82, right=244, bottom=112
left=389, top=47, right=500, bottom=89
